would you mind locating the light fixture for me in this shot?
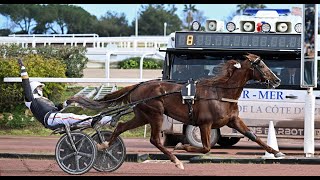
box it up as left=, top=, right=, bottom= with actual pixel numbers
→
left=243, top=22, right=254, bottom=32
left=226, top=22, right=236, bottom=32
left=205, top=20, right=224, bottom=32
left=276, top=22, right=288, bottom=32
left=261, top=23, right=271, bottom=32
left=294, top=23, right=302, bottom=33
left=191, top=21, right=201, bottom=31
left=208, top=21, right=217, bottom=31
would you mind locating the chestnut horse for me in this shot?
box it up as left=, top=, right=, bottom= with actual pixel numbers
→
left=68, top=53, right=284, bottom=170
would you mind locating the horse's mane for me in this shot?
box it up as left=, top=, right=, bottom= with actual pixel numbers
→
left=197, top=59, right=240, bottom=86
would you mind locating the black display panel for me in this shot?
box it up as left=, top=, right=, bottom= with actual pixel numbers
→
left=175, top=32, right=301, bottom=51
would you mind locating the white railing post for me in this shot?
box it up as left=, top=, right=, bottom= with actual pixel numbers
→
left=105, top=51, right=114, bottom=86
left=140, top=52, right=159, bottom=80
left=144, top=125, right=147, bottom=138
left=134, top=40, right=137, bottom=51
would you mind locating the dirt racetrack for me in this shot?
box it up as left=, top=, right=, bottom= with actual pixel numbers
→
left=1, top=158, right=320, bottom=176
left=1, top=136, right=320, bottom=176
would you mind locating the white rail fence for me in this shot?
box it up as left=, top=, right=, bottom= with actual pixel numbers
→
left=1, top=34, right=168, bottom=50
left=2, top=34, right=168, bottom=84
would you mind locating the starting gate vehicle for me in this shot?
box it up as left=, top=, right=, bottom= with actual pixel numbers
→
left=160, top=8, right=320, bottom=148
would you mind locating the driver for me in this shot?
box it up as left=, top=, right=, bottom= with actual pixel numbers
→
left=18, top=59, right=119, bottom=149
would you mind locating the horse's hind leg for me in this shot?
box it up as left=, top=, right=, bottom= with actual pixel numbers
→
left=174, top=123, right=212, bottom=154
left=227, top=117, right=285, bottom=158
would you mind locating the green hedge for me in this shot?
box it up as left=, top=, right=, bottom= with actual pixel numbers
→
left=118, top=57, right=163, bottom=69
left=0, top=44, right=88, bottom=78
left=0, top=104, right=35, bottom=129
left=0, top=54, right=67, bottom=112
left=35, top=46, right=88, bottom=78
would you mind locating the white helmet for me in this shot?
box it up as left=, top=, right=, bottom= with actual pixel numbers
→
left=30, top=81, right=45, bottom=96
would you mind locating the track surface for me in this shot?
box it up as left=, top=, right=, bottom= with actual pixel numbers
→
left=1, top=136, right=320, bottom=176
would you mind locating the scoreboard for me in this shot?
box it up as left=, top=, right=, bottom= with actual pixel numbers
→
left=175, top=31, right=301, bottom=51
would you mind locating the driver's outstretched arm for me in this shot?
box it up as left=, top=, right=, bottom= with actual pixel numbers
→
left=18, top=59, right=33, bottom=102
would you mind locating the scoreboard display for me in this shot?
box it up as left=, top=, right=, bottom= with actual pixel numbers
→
left=175, top=31, right=301, bottom=51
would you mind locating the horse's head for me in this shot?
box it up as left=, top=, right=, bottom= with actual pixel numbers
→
left=244, top=53, right=281, bottom=88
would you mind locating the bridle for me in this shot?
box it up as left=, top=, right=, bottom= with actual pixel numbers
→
left=249, top=57, right=269, bottom=85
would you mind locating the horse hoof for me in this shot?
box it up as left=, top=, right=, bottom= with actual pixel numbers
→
left=275, top=152, right=285, bottom=158
left=96, top=141, right=109, bottom=151
left=174, top=142, right=184, bottom=150
left=175, top=162, right=184, bottom=170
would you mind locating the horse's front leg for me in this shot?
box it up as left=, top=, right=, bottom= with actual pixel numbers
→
left=227, top=116, right=285, bottom=158
left=174, top=123, right=212, bottom=154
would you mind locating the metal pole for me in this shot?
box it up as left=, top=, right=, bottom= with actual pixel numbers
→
left=301, top=4, right=317, bottom=158
left=164, top=22, right=167, bottom=36
left=135, top=5, right=139, bottom=37
left=105, top=52, right=112, bottom=86
left=304, top=87, right=315, bottom=157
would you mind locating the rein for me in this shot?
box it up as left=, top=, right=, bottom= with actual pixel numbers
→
left=195, top=96, right=238, bottom=103
left=102, top=79, right=162, bottom=103
left=99, top=90, right=180, bottom=116
left=198, top=81, right=245, bottom=89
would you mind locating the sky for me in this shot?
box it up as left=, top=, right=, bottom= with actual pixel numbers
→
left=73, top=4, right=302, bottom=22
left=0, top=4, right=305, bottom=30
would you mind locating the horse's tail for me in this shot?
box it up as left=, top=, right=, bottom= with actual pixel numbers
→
left=67, top=84, right=138, bottom=110
left=97, top=84, right=137, bottom=103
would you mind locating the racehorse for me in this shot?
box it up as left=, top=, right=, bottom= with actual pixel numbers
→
left=68, top=53, right=284, bottom=170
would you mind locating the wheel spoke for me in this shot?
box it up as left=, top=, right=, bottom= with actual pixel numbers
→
left=65, top=139, right=75, bottom=151
left=98, top=152, right=109, bottom=169
left=78, top=152, right=94, bottom=158
left=108, top=140, right=120, bottom=151
left=75, top=156, right=80, bottom=171
left=76, top=137, right=86, bottom=150
left=59, top=152, right=76, bottom=161
left=106, top=151, right=120, bottom=162
left=102, top=153, right=108, bottom=163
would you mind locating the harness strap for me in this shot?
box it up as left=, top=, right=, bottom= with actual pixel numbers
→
left=221, top=98, right=238, bottom=103
left=185, top=99, right=196, bottom=125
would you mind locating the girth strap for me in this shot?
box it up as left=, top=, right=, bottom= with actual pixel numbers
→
left=185, top=99, right=196, bottom=126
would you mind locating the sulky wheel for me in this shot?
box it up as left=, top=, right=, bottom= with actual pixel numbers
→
left=91, top=130, right=126, bottom=172
left=55, top=131, right=97, bottom=175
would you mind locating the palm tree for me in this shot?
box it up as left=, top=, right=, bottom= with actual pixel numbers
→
left=236, top=4, right=267, bottom=14
left=183, top=4, right=198, bottom=30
